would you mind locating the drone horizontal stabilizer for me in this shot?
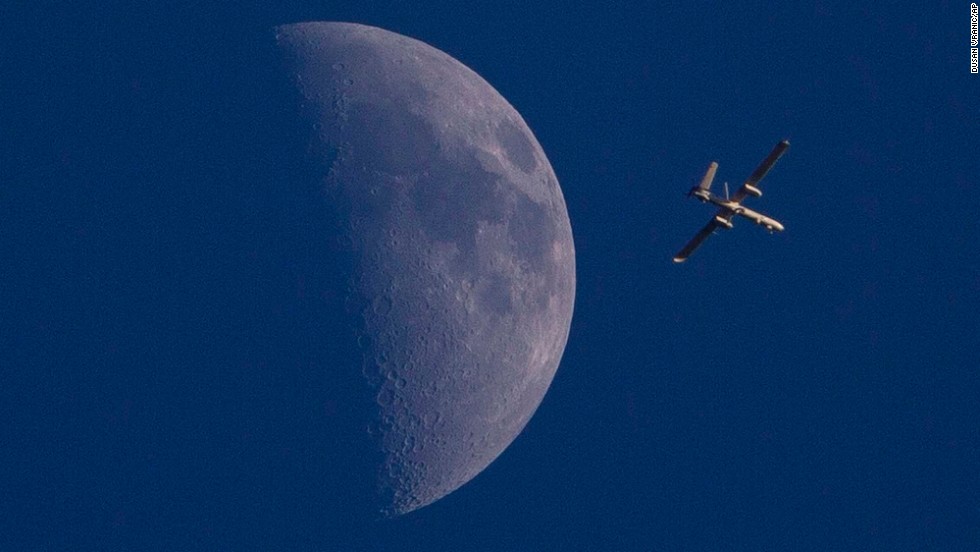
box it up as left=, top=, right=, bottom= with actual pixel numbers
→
left=698, top=162, right=718, bottom=192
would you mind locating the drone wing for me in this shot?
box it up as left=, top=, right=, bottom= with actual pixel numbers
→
left=673, top=211, right=731, bottom=263
left=729, top=140, right=790, bottom=205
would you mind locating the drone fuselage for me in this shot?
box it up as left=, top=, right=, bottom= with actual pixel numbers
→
left=693, top=190, right=784, bottom=232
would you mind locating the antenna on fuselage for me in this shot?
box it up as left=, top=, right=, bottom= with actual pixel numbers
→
left=724, top=182, right=730, bottom=200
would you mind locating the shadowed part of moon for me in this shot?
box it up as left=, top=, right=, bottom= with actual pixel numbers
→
left=273, top=22, right=576, bottom=516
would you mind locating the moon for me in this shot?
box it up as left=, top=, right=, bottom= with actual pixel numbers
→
left=272, top=22, right=576, bottom=516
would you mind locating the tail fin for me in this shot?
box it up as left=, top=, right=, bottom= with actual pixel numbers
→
left=696, top=162, right=718, bottom=193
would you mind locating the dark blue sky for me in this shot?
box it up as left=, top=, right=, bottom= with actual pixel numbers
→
left=4, top=1, right=979, bottom=550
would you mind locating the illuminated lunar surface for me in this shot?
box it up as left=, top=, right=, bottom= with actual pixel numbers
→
left=273, top=22, right=575, bottom=516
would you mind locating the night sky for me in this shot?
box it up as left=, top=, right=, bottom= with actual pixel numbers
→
left=4, top=1, right=979, bottom=550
